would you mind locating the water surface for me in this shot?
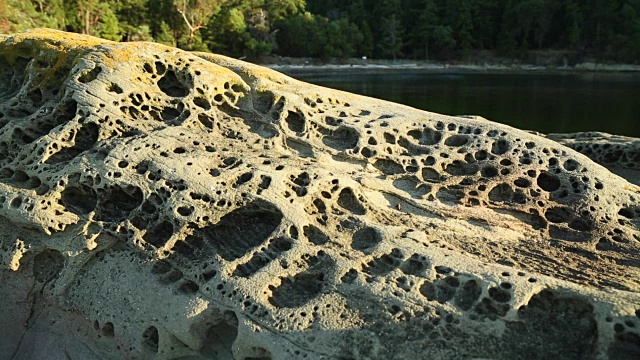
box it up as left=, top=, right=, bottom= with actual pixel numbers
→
left=283, top=70, right=640, bottom=137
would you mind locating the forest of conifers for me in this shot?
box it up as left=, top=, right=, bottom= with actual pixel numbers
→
left=2, top=0, right=639, bottom=62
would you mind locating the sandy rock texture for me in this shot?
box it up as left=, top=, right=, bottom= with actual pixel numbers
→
left=547, top=132, right=640, bottom=187
left=0, top=29, right=639, bottom=360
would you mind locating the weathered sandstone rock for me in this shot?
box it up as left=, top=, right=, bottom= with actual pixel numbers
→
left=548, top=132, right=640, bottom=186
left=0, top=29, right=639, bottom=359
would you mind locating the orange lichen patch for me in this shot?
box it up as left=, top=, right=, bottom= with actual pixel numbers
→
left=100, top=44, right=243, bottom=84
left=195, top=52, right=363, bottom=110
left=195, top=52, right=298, bottom=85
left=98, top=42, right=168, bottom=70
left=4, top=28, right=107, bottom=49
left=0, top=30, right=104, bottom=88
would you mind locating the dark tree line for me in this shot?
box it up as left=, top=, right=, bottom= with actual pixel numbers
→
left=2, top=0, right=639, bottom=62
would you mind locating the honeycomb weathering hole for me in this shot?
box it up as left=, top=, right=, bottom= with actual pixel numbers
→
left=444, top=134, right=469, bottom=147
left=351, top=226, right=382, bottom=251
left=193, top=202, right=283, bottom=261
left=286, top=111, right=305, bottom=132
left=207, top=313, right=239, bottom=356
left=537, top=172, right=562, bottom=192
left=157, top=69, right=189, bottom=97
left=141, top=326, right=159, bottom=353
left=46, top=122, right=99, bottom=164
left=143, top=221, right=175, bottom=247
left=488, top=183, right=515, bottom=203
left=78, top=66, right=102, bottom=83
left=95, top=186, right=143, bottom=221
left=269, top=256, right=329, bottom=309
left=61, top=185, right=97, bottom=215
left=33, top=250, right=65, bottom=282
left=322, top=126, right=360, bottom=150
left=502, top=290, right=598, bottom=358
left=303, top=224, right=330, bottom=245
left=337, top=188, right=366, bottom=215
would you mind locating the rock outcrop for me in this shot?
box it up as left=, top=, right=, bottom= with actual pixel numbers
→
left=0, top=29, right=638, bottom=359
left=548, top=132, right=640, bottom=187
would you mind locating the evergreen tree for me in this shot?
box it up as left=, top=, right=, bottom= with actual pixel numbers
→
left=74, top=0, right=103, bottom=35
left=1, top=0, right=41, bottom=32
left=564, top=0, right=583, bottom=50
left=32, top=0, right=66, bottom=29
left=379, top=0, right=405, bottom=60
left=277, top=12, right=314, bottom=57
left=155, top=21, right=176, bottom=45
left=611, top=0, right=640, bottom=61
left=113, top=0, right=151, bottom=41
left=471, top=0, right=501, bottom=50
left=359, top=21, right=374, bottom=58
left=97, top=4, right=121, bottom=40
left=496, top=0, right=522, bottom=56
left=416, top=0, right=439, bottom=59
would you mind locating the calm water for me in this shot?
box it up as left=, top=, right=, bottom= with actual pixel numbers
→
left=284, top=70, right=640, bottom=137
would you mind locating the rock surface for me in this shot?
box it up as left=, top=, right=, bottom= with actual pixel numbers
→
left=0, top=29, right=639, bottom=359
left=548, top=132, right=640, bottom=187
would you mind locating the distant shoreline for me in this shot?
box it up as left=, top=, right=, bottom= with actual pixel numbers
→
left=263, top=61, right=640, bottom=75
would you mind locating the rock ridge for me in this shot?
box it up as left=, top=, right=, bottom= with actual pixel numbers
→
left=0, top=29, right=638, bottom=359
